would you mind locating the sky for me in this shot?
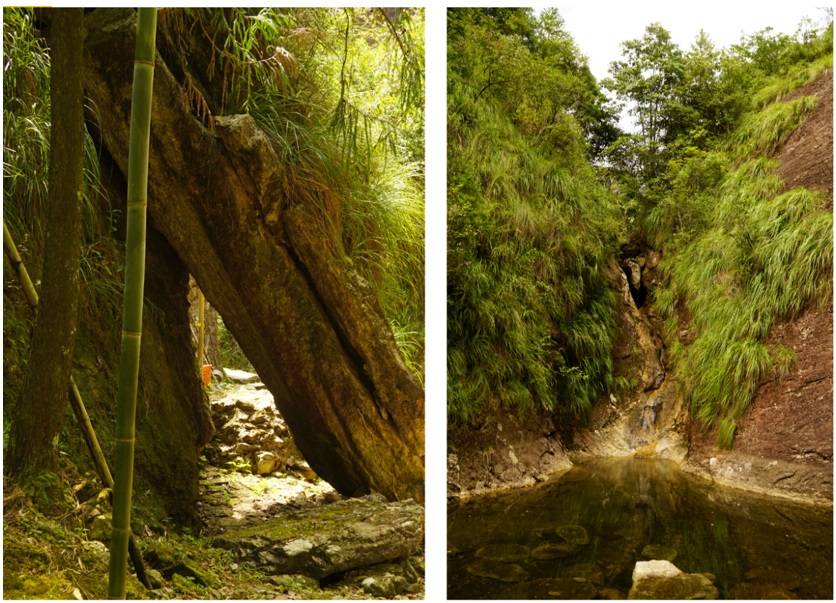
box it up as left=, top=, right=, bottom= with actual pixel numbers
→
left=555, top=1, right=830, bottom=82
left=545, top=1, right=831, bottom=129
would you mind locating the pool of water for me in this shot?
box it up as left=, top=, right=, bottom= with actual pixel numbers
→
left=448, top=458, right=832, bottom=599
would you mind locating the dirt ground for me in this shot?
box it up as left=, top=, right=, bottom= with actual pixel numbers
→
left=737, top=305, right=833, bottom=462
left=687, top=305, right=833, bottom=466
left=777, top=69, right=833, bottom=201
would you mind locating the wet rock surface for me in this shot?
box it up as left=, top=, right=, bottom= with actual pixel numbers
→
left=629, top=571, right=719, bottom=599
left=448, top=409, right=572, bottom=499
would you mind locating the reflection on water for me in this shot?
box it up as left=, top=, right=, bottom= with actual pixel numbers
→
left=448, top=458, right=833, bottom=599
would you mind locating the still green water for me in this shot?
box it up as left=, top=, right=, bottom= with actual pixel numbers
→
left=448, top=458, right=832, bottom=599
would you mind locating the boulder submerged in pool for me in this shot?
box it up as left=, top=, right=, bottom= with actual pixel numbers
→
left=544, top=577, right=598, bottom=599
left=531, top=542, right=576, bottom=560
left=561, top=562, right=604, bottom=585
left=629, top=560, right=719, bottom=599
left=517, top=577, right=597, bottom=599
left=554, top=524, right=589, bottom=545
left=474, top=543, right=530, bottom=562
left=466, top=559, right=529, bottom=583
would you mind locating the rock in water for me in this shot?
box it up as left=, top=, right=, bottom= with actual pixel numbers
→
left=544, top=577, right=598, bottom=599
left=629, top=573, right=719, bottom=599
left=474, top=543, right=529, bottom=562
left=630, top=560, right=719, bottom=599
left=554, top=524, right=589, bottom=545
left=531, top=542, right=576, bottom=560
left=633, top=559, right=681, bottom=582
left=465, top=560, right=528, bottom=583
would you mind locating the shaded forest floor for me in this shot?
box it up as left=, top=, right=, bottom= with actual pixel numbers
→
left=3, top=376, right=424, bottom=599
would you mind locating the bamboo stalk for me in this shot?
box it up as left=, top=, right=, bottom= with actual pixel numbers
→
left=2, top=224, right=151, bottom=589
left=197, top=289, right=205, bottom=373
left=108, top=8, right=157, bottom=599
left=3, top=224, right=40, bottom=307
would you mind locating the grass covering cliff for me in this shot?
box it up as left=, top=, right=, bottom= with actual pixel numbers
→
left=447, top=8, right=832, bottom=458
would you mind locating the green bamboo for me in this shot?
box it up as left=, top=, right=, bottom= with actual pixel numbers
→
left=3, top=223, right=40, bottom=308
left=108, top=8, right=157, bottom=599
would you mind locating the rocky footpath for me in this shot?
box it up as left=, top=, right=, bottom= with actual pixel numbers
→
left=42, top=374, right=424, bottom=599
left=197, top=375, right=425, bottom=598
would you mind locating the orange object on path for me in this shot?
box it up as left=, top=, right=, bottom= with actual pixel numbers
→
left=201, top=363, right=213, bottom=386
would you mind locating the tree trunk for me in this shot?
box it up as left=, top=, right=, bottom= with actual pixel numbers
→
left=83, top=9, right=423, bottom=502
left=7, top=8, right=85, bottom=478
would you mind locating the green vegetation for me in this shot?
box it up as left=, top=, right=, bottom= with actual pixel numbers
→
left=733, top=96, right=817, bottom=157
left=636, top=23, right=833, bottom=446
left=449, top=8, right=832, bottom=450
left=448, top=8, right=622, bottom=424
left=4, top=7, right=425, bottom=599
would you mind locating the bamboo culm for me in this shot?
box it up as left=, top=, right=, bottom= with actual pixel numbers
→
left=107, top=8, right=158, bottom=599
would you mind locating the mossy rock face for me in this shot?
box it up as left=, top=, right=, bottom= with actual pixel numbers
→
left=475, top=543, right=530, bottom=562
left=466, top=559, right=529, bottom=583
left=629, top=573, right=719, bottom=599
left=641, top=543, right=678, bottom=562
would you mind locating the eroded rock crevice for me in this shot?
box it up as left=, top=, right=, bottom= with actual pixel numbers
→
left=571, top=252, right=687, bottom=461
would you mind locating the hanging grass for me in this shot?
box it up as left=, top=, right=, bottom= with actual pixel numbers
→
left=654, top=149, right=831, bottom=447
left=751, top=54, right=832, bottom=109
left=448, top=39, right=622, bottom=424
left=732, top=95, right=817, bottom=158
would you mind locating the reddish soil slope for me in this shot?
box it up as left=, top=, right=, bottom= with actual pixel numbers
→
left=689, top=70, right=833, bottom=501
left=777, top=69, right=833, bottom=200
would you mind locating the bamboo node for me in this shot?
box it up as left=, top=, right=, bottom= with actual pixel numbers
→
left=122, top=330, right=142, bottom=339
left=134, top=59, right=155, bottom=67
